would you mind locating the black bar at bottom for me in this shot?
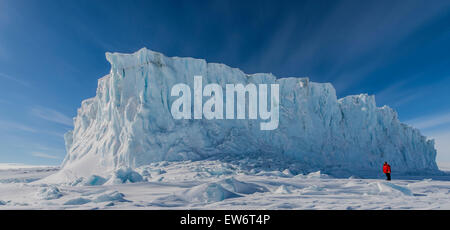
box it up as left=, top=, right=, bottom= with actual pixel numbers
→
left=0, top=210, right=447, bottom=228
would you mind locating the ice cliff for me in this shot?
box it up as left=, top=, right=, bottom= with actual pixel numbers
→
left=54, top=48, right=438, bottom=181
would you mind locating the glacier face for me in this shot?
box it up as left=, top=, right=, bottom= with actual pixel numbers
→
left=58, top=48, right=438, bottom=179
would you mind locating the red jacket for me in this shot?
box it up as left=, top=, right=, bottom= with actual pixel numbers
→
left=383, top=164, right=391, bottom=174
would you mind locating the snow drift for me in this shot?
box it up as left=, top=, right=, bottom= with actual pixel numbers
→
left=47, top=48, right=438, bottom=182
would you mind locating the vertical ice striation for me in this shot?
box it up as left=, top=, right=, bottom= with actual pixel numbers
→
left=58, top=48, right=438, bottom=179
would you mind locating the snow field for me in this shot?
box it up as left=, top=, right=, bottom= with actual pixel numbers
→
left=0, top=161, right=449, bottom=209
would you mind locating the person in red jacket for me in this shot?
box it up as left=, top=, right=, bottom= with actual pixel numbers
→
left=383, top=162, right=391, bottom=181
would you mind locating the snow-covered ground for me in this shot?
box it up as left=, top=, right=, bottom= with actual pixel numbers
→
left=0, top=160, right=449, bottom=210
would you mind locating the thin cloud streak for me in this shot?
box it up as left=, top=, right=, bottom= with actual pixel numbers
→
left=375, top=78, right=423, bottom=108
left=263, top=0, right=450, bottom=92
left=0, top=120, right=38, bottom=133
left=31, top=106, right=74, bottom=127
left=406, top=112, right=450, bottom=131
left=31, top=151, right=61, bottom=159
left=0, top=119, right=67, bottom=138
left=0, top=72, right=31, bottom=87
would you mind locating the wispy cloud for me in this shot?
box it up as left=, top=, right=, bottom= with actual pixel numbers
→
left=0, top=120, right=38, bottom=133
left=31, top=144, right=65, bottom=160
left=33, top=144, right=63, bottom=152
left=0, top=118, right=68, bottom=139
left=31, top=106, right=73, bottom=127
left=331, top=60, right=384, bottom=94
left=374, top=71, right=450, bottom=109
left=406, top=112, right=450, bottom=131
left=0, top=72, right=31, bottom=87
left=245, top=13, right=299, bottom=73
left=251, top=0, right=450, bottom=92
left=31, top=151, right=61, bottom=159
left=375, top=78, right=425, bottom=108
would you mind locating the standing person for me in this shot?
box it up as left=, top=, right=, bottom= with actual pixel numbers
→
left=383, top=162, right=391, bottom=181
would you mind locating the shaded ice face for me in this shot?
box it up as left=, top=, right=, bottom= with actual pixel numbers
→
left=170, top=76, right=279, bottom=131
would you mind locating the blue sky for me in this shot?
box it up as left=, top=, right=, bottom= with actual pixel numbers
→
left=0, top=0, right=450, bottom=165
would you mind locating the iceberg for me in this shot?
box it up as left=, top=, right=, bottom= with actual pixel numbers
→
left=48, top=48, right=438, bottom=182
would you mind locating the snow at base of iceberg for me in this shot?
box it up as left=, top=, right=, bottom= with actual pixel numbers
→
left=1, top=163, right=450, bottom=209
